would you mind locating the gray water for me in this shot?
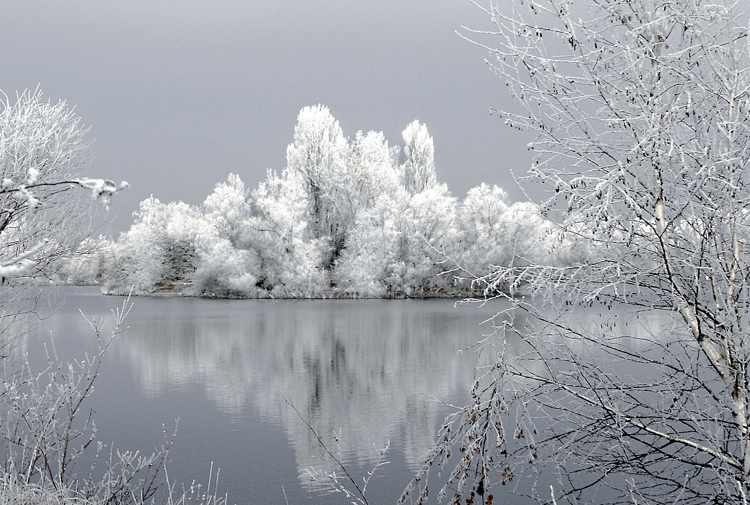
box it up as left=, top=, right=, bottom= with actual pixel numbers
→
left=19, top=287, right=507, bottom=504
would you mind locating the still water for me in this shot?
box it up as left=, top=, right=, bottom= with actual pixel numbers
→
left=20, top=287, right=507, bottom=504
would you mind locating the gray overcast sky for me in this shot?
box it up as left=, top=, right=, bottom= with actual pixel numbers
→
left=3, top=0, right=534, bottom=233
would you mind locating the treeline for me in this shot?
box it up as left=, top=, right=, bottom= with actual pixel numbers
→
left=56, top=105, right=584, bottom=298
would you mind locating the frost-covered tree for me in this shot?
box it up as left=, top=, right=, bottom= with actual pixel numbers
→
left=282, top=108, right=455, bottom=294
left=104, top=193, right=262, bottom=298
left=400, top=183, right=460, bottom=296
left=249, top=169, right=328, bottom=297
left=105, top=197, right=179, bottom=294
left=51, top=236, right=112, bottom=285
left=0, top=90, right=126, bottom=278
left=401, top=120, right=437, bottom=195
left=286, top=105, right=351, bottom=268
left=103, top=105, right=563, bottom=300
left=203, top=173, right=253, bottom=249
left=198, top=174, right=261, bottom=296
left=334, top=193, right=406, bottom=297
left=192, top=238, right=261, bottom=298
left=336, top=171, right=460, bottom=297
left=0, top=90, right=90, bottom=280
left=107, top=198, right=207, bottom=294
left=0, top=89, right=185, bottom=505
left=457, top=183, right=512, bottom=280
left=333, top=130, right=406, bottom=296
left=345, top=122, right=458, bottom=297
left=346, top=130, right=402, bottom=210
left=457, top=184, right=563, bottom=292
left=0, top=89, right=126, bottom=340
left=406, top=1, right=750, bottom=504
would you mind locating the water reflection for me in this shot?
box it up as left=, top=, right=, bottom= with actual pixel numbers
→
left=114, top=298, right=495, bottom=477
left=17, top=290, right=506, bottom=502
left=16, top=288, right=692, bottom=504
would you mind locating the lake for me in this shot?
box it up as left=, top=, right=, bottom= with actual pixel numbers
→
left=15, top=287, right=512, bottom=504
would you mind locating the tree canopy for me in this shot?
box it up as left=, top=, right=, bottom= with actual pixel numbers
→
left=96, top=105, right=568, bottom=299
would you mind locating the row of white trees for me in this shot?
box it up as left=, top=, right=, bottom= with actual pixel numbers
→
left=81, top=105, right=582, bottom=298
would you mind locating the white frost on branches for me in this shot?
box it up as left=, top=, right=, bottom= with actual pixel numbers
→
left=0, top=88, right=126, bottom=290
left=74, top=178, right=130, bottom=208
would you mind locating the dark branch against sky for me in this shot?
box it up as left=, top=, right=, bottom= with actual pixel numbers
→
left=2, top=0, right=534, bottom=232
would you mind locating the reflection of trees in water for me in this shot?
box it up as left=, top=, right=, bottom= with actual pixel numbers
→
left=114, top=299, right=496, bottom=474
left=113, top=298, right=679, bottom=485
left=30, top=290, right=692, bottom=501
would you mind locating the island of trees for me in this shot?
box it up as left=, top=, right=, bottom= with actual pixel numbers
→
left=58, top=105, right=583, bottom=298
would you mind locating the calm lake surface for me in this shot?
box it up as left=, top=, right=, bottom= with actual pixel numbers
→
left=20, top=287, right=512, bottom=504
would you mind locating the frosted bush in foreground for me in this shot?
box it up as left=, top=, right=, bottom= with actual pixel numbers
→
left=0, top=88, right=127, bottom=344
left=0, top=300, right=166, bottom=504
left=0, top=87, right=228, bottom=503
left=0, top=299, right=228, bottom=505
